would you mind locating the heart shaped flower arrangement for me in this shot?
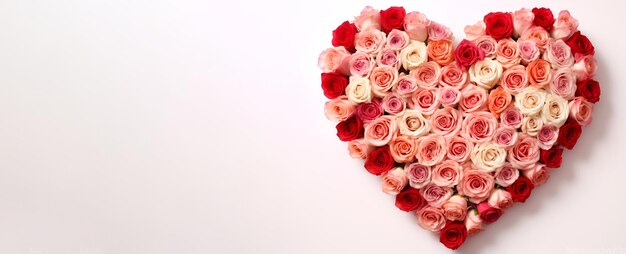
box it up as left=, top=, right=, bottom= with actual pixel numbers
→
left=318, top=6, right=600, bottom=249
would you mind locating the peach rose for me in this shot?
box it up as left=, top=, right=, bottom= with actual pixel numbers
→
left=459, top=84, right=487, bottom=113
left=324, top=95, right=356, bottom=121
left=518, top=39, right=540, bottom=65
left=347, top=139, right=374, bottom=159
left=416, top=134, right=447, bottom=166
left=446, top=135, right=474, bottom=163
left=406, top=162, right=432, bottom=189
left=394, top=75, right=418, bottom=97
left=522, top=163, right=550, bottom=186
left=400, top=41, right=428, bottom=70
left=409, top=88, right=440, bottom=115
left=416, top=206, right=447, bottom=231
left=386, top=29, right=410, bottom=51
left=458, top=169, right=495, bottom=203
left=572, top=55, right=598, bottom=81
left=492, top=127, right=518, bottom=148
left=376, top=48, right=400, bottom=69
left=542, top=94, right=570, bottom=127
left=513, top=8, right=534, bottom=36
left=428, top=39, right=454, bottom=65
left=500, top=106, right=523, bottom=129
left=354, top=6, right=381, bottom=31
left=349, top=52, right=375, bottom=77
left=537, top=124, right=559, bottom=150
left=355, top=28, right=386, bottom=56
left=496, top=39, right=521, bottom=69
left=569, top=97, right=594, bottom=126
left=404, top=11, right=430, bottom=41
left=345, top=76, right=372, bottom=104
left=428, top=21, right=453, bottom=41
left=442, top=195, right=468, bottom=221
left=439, top=86, right=462, bottom=107
left=439, top=63, right=469, bottom=89
left=364, top=115, right=398, bottom=146
left=543, top=40, right=574, bottom=69
left=521, top=26, right=550, bottom=51
left=500, top=65, right=529, bottom=95
left=389, top=135, right=418, bottom=163
left=398, top=110, right=431, bottom=137
left=431, top=160, right=463, bottom=187
left=521, top=115, right=543, bottom=137
left=464, top=21, right=486, bottom=41
left=473, top=35, right=497, bottom=59
left=550, top=68, right=576, bottom=100
left=515, top=86, right=548, bottom=116
left=369, top=65, right=398, bottom=97
left=494, top=163, right=520, bottom=187
left=488, top=86, right=512, bottom=117
left=469, top=58, right=503, bottom=89
left=411, top=61, right=441, bottom=89
left=431, top=107, right=463, bottom=137
left=471, top=142, right=507, bottom=172
left=318, top=46, right=351, bottom=75
left=382, top=93, right=406, bottom=115
left=488, top=189, right=514, bottom=210
left=420, top=184, right=453, bottom=207
left=461, top=112, right=498, bottom=143
left=552, top=10, right=579, bottom=40
left=465, top=209, right=484, bottom=235
left=508, top=134, right=540, bottom=170
left=527, top=59, right=552, bottom=88
left=382, top=167, right=408, bottom=195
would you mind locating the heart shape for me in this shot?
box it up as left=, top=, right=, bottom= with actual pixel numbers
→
left=317, top=6, right=600, bottom=250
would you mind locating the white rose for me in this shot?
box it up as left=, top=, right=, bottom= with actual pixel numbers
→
left=470, top=142, right=507, bottom=172
left=541, top=94, right=570, bottom=128
left=515, top=86, right=548, bottom=116
left=469, top=58, right=503, bottom=89
left=521, top=115, right=544, bottom=137
left=399, top=40, right=428, bottom=71
left=398, top=110, right=431, bottom=137
left=345, top=77, right=372, bottom=103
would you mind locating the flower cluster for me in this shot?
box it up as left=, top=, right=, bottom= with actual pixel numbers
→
left=319, top=6, right=600, bottom=250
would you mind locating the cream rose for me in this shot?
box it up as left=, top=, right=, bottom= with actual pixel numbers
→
left=398, top=110, right=431, bottom=137
left=521, top=115, right=543, bottom=137
left=469, top=58, right=503, bottom=89
left=542, top=94, right=570, bottom=127
left=515, top=86, right=548, bottom=116
left=400, top=40, right=428, bottom=70
left=345, top=76, right=373, bottom=104
left=471, top=142, right=507, bottom=172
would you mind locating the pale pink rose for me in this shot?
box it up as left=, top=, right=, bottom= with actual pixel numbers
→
left=415, top=134, right=447, bottom=166
left=431, top=107, right=463, bottom=137
left=347, top=139, right=374, bottom=159
left=521, top=26, right=550, bottom=51
left=492, top=127, right=518, bottom=148
left=550, top=68, right=577, bottom=100
left=496, top=39, right=521, bottom=69
left=409, top=88, right=440, bottom=115
left=457, top=169, right=495, bottom=203
left=488, top=189, right=514, bottom=210
left=465, top=209, right=484, bottom=235
left=382, top=93, right=406, bottom=115
left=404, top=11, right=431, bottom=41
left=405, top=163, right=432, bottom=189
left=552, top=10, right=579, bottom=40
left=386, top=29, right=410, bottom=51
left=376, top=48, right=400, bottom=69
left=364, top=115, right=398, bottom=146
left=349, top=52, right=375, bottom=77
left=318, top=46, right=351, bottom=75
left=369, top=65, right=398, bottom=97
left=446, top=135, right=474, bottom=163
left=513, top=8, right=534, bottom=36
left=522, top=163, right=550, bottom=186
left=442, top=195, right=468, bottom=221
left=500, top=106, right=523, bottom=128
left=459, top=84, right=488, bottom=113
left=537, top=124, right=559, bottom=150
left=431, top=160, right=463, bottom=187
left=439, top=86, right=462, bottom=107
left=394, top=75, right=419, bottom=97
left=572, top=55, right=598, bottom=81
left=508, top=134, right=540, bottom=170
left=410, top=61, right=441, bottom=89
left=428, top=21, right=453, bottom=41
left=494, top=163, right=520, bottom=187
left=500, top=65, right=529, bottom=95
left=354, top=6, right=381, bottom=31
left=543, top=40, right=575, bottom=69
left=464, top=21, right=486, bottom=41
left=382, top=167, right=408, bottom=195
left=416, top=206, right=446, bottom=231
left=420, top=184, right=453, bottom=207
left=461, top=112, right=498, bottom=143
left=569, top=97, right=594, bottom=126
left=518, top=40, right=540, bottom=65
left=389, top=135, right=418, bottom=163
left=473, top=35, right=498, bottom=59
left=439, top=63, right=469, bottom=89
left=355, top=28, right=386, bottom=56
left=324, top=95, right=356, bottom=121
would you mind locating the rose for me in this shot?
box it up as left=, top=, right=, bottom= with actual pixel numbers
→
left=336, top=115, right=364, bottom=141
left=349, top=52, right=374, bottom=78
left=403, top=11, right=430, bottom=41
left=473, top=36, right=497, bottom=59
left=459, top=84, right=487, bottom=113
left=515, top=86, right=548, bottom=116
left=410, top=61, right=441, bottom=89
left=500, top=106, right=523, bottom=128
left=477, top=202, right=503, bottom=224
left=488, top=189, right=513, bottom=210
left=542, top=94, right=570, bottom=127
left=439, top=86, right=462, bottom=107
left=354, top=28, right=386, bottom=56
left=537, top=124, right=559, bottom=150
left=398, top=110, right=431, bottom=137
left=439, top=64, right=468, bottom=89
left=382, top=167, right=408, bottom=195
left=405, top=162, right=431, bottom=189
left=513, top=8, right=534, bottom=37
left=431, top=107, right=463, bottom=137
left=332, top=21, right=358, bottom=53
left=572, top=55, right=598, bottom=81
left=494, top=163, right=520, bottom=187
left=500, top=65, right=529, bottom=95
left=415, top=134, right=447, bottom=166
left=324, top=95, right=356, bottom=122
left=382, top=93, right=406, bottom=115
left=469, top=58, right=503, bottom=90
left=417, top=206, right=447, bottom=231
left=505, top=176, right=534, bottom=202
left=522, top=164, right=550, bottom=186
left=364, top=145, right=394, bottom=175
left=318, top=46, right=351, bottom=75
left=488, top=86, right=512, bottom=116
left=532, top=7, right=555, bottom=31
left=484, top=12, right=514, bottom=40
left=465, top=209, right=483, bottom=235
left=518, top=40, right=540, bottom=64
left=395, top=75, right=418, bottom=97
left=557, top=119, right=582, bottom=149
left=496, top=39, right=521, bottom=68
left=461, top=112, right=498, bottom=143
left=454, top=39, right=484, bottom=70
left=442, top=195, right=467, bottom=221
left=399, top=41, right=428, bottom=70
left=569, top=97, right=594, bottom=126
left=364, top=115, right=398, bottom=146
left=347, top=139, right=373, bottom=159
left=549, top=68, right=576, bottom=100
left=420, top=185, right=453, bottom=207
left=427, top=40, right=454, bottom=65
left=428, top=22, right=453, bottom=41
left=389, top=135, right=418, bottom=163
left=321, top=72, right=349, bottom=99
left=527, top=59, right=552, bottom=88
left=492, top=127, right=518, bottom=148
left=541, top=146, right=563, bottom=168
left=440, top=221, right=467, bottom=250
left=356, top=98, right=383, bottom=123
left=375, top=49, right=399, bottom=68
left=457, top=169, right=495, bottom=203
left=521, top=115, right=543, bottom=136
left=386, top=29, right=410, bottom=51
left=354, top=6, right=381, bottom=31
left=543, top=40, right=574, bottom=69
left=576, top=79, right=601, bottom=103
left=345, top=76, right=372, bottom=104
left=566, top=31, right=595, bottom=58
left=395, top=187, right=426, bottom=212
left=369, top=66, right=398, bottom=97
left=552, top=10, right=579, bottom=40
left=431, top=160, right=463, bottom=187
left=409, top=88, right=440, bottom=115
left=471, top=142, right=507, bottom=172
left=446, top=135, right=474, bottom=163
left=380, top=6, right=406, bottom=33
left=508, top=134, right=541, bottom=170
left=464, top=21, right=486, bottom=41
left=521, top=26, right=550, bottom=50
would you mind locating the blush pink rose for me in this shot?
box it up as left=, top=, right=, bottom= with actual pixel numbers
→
left=404, top=11, right=430, bottom=41
left=492, top=127, right=518, bottom=148
left=349, top=52, right=374, bottom=77
left=550, top=68, right=577, bottom=100
left=416, top=134, right=447, bottom=166
left=494, top=163, right=520, bottom=187
left=473, top=35, right=498, bottom=59
left=522, top=163, right=550, bottom=186
left=376, top=49, right=400, bottom=68
left=513, top=8, right=535, bottom=36
left=405, top=162, right=432, bottom=189
left=369, top=65, right=398, bottom=97
left=500, top=106, right=523, bottom=128
left=521, top=26, right=550, bottom=51
left=354, top=6, right=381, bottom=31
left=552, top=10, right=579, bottom=40
left=355, top=28, right=386, bottom=56
left=428, top=21, right=453, bottom=41
left=464, top=21, right=486, bottom=41
left=416, top=206, right=446, bottom=231
left=518, top=39, right=540, bottom=64
left=461, top=112, right=498, bottom=143
left=395, top=75, right=419, bottom=97
left=496, top=39, right=521, bottom=69
left=446, top=135, right=474, bottom=163
left=382, top=93, right=406, bottom=115
left=431, top=160, right=463, bottom=187
left=569, top=97, right=593, bottom=126
left=382, top=167, right=408, bottom=195
left=411, top=61, right=441, bottom=89
left=572, top=55, right=598, bottom=81
left=431, top=107, right=463, bottom=137
left=324, top=95, right=356, bottom=121
left=347, top=139, right=374, bottom=159
left=389, top=135, right=418, bottom=163
left=544, top=39, right=574, bottom=69
left=459, top=85, right=488, bottom=113
left=318, top=46, right=351, bottom=75
left=488, top=189, right=514, bottom=210
left=364, top=115, right=398, bottom=146
left=465, top=209, right=484, bottom=235
left=457, top=169, right=495, bottom=203
left=439, top=63, right=469, bottom=89
left=439, top=86, right=462, bottom=107
left=537, top=124, right=559, bottom=150
left=508, top=134, right=541, bottom=170
left=386, top=29, right=410, bottom=51
left=500, top=65, right=529, bottom=95
left=409, top=88, right=440, bottom=115
left=420, top=184, right=453, bottom=207
left=442, top=195, right=468, bottom=221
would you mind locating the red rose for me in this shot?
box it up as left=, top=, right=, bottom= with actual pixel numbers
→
left=356, top=98, right=384, bottom=123
left=505, top=176, right=534, bottom=203
left=566, top=31, right=595, bottom=57
left=335, top=115, right=363, bottom=141
left=364, top=145, right=395, bottom=175
left=532, top=8, right=555, bottom=31
left=576, top=79, right=601, bottom=103
left=332, top=21, right=358, bottom=53
left=395, top=187, right=426, bottom=212
left=439, top=221, right=467, bottom=250
left=540, top=146, right=563, bottom=168
left=321, top=73, right=348, bottom=99
left=380, top=6, right=406, bottom=33
left=557, top=119, right=583, bottom=150
left=454, top=39, right=485, bottom=70
left=483, top=12, right=514, bottom=40
left=477, top=202, right=503, bottom=224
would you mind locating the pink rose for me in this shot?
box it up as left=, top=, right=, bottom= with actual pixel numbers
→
left=324, top=95, right=356, bottom=121
left=513, top=8, right=535, bottom=36
left=404, top=11, right=430, bottom=41
left=496, top=39, right=521, bottom=69
left=488, top=189, right=514, bottom=210
left=522, top=163, right=550, bottom=186
left=461, top=112, right=498, bottom=143
left=457, top=169, right=495, bottom=203
left=550, top=68, right=577, bottom=100
left=354, top=6, right=381, bottom=31
left=500, top=106, right=523, bottom=128
left=420, top=184, right=453, bottom=207
left=416, top=206, right=446, bottom=231
left=394, top=75, right=418, bottom=97
left=409, top=88, right=440, bottom=115
left=459, top=85, right=488, bottom=113
left=369, top=66, right=398, bottom=97
left=386, top=29, right=410, bottom=51
left=431, top=107, right=463, bottom=137
left=439, top=86, right=462, bottom=107
left=494, top=163, right=520, bottom=187
left=521, top=26, right=550, bottom=51
left=416, top=134, right=447, bottom=166
left=518, top=40, right=540, bottom=64
left=508, top=134, right=540, bottom=170
left=382, top=167, right=408, bottom=195
left=446, top=135, right=474, bottom=163
left=364, top=115, right=398, bottom=146
left=405, top=162, right=432, bottom=189
left=492, top=127, right=518, bottom=148
left=318, top=46, right=351, bottom=75
left=411, top=61, right=441, bottom=89
left=500, top=65, right=529, bottom=95
left=355, top=28, right=386, bottom=56
left=349, top=52, right=374, bottom=77
left=572, top=55, right=598, bottom=81
left=464, top=21, right=486, bottom=41
left=428, top=21, right=453, bottom=41
left=442, top=195, right=468, bottom=221
left=543, top=40, right=574, bottom=69
left=465, top=209, right=483, bottom=235
left=389, top=135, right=418, bottom=163
left=382, top=93, right=406, bottom=115
left=347, top=139, right=374, bottom=159
left=537, top=124, right=559, bottom=150
left=431, top=160, right=463, bottom=187
left=569, top=97, right=594, bottom=126
left=439, top=63, right=469, bottom=89
left=356, top=98, right=383, bottom=123
left=552, top=10, right=579, bottom=40
left=473, top=35, right=498, bottom=59
left=375, top=48, right=400, bottom=68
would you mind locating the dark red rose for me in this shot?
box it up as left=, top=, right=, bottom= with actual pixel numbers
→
left=484, top=12, right=514, bottom=40
left=558, top=119, right=583, bottom=150
left=394, top=187, right=426, bottom=212
left=540, top=146, right=563, bottom=168
left=364, top=145, right=394, bottom=175
left=454, top=39, right=485, bottom=70
left=505, top=176, right=534, bottom=203
left=576, top=79, right=601, bottom=103
left=566, top=31, right=595, bottom=57
left=321, top=73, right=348, bottom=99
left=439, top=221, right=467, bottom=250
left=380, top=6, right=406, bottom=33
left=335, top=115, right=363, bottom=141
left=356, top=98, right=384, bottom=123
left=332, top=21, right=358, bottom=53
left=476, top=202, right=503, bottom=224
left=532, top=8, right=555, bottom=31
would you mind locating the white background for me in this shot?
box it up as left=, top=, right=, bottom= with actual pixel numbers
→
left=0, top=0, right=625, bottom=253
